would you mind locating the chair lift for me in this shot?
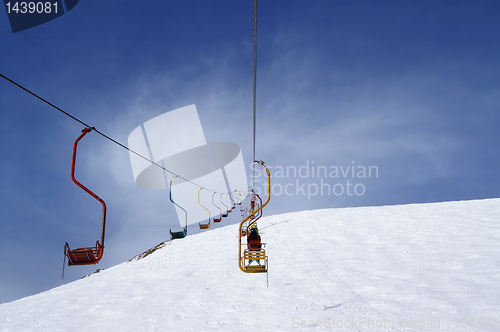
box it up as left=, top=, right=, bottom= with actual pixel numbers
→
left=241, top=192, right=259, bottom=233
left=241, top=195, right=262, bottom=237
left=64, top=127, right=106, bottom=266
left=212, top=192, right=222, bottom=222
left=249, top=194, right=261, bottom=221
left=240, top=192, right=250, bottom=218
left=198, top=188, right=211, bottom=229
left=226, top=193, right=235, bottom=212
left=169, top=176, right=187, bottom=239
left=243, top=194, right=262, bottom=237
left=238, top=161, right=270, bottom=273
left=233, top=191, right=242, bottom=206
left=220, top=193, right=229, bottom=218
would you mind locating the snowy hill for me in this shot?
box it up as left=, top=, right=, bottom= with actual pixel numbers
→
left=1, top=199, right=499, bottom=331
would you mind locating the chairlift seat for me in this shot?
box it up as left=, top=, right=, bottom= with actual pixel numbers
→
left=170, top=228, right=187, bottom=239
left=65, top=242, right=103, bottom=266
left=243, top=249, right=267, bottom=273
left=199, top=222, right=210, bottom=229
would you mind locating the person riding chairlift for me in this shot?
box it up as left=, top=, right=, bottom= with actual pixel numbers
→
left=247, top=224, right=262, bottom=251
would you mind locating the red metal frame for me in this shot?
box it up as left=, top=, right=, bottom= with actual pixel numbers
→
left=64, top=127, right=106, bottom=266
left=241, top=194, right=263, bottom=237
left=246, top=194, right=262, bottom=233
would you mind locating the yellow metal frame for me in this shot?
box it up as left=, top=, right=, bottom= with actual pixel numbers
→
left=212, top=192, right=222, bottom=222
left=198, top=188, right=211, bottom=229
left=243, top=249, right=268, bottom=273
left=238, top=161, right=271, bottom=273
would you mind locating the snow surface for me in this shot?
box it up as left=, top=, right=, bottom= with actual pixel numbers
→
left=1, top=199, right=500, bottom=331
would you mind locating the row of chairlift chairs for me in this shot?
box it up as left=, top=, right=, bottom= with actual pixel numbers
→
left=169, top=171, right=270, bottom=274
left=63, top=128, right=270, bottom=274
left=169, top=184, right=242, bottom=239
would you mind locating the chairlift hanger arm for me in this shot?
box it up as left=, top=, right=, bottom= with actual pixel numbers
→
left=212, top=192, right=222, bottom=222
left=198, top=188, right=211, bottom=229
left=169, top=176, right=188, bottom=238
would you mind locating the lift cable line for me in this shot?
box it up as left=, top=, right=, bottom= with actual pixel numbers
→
left=252, top=0, right=258, bottom=189
left=0, top=73, right=91, bottom=128
left=236, top=0, right=271, bottom=278
left=0, top=73, right=232, bottom=196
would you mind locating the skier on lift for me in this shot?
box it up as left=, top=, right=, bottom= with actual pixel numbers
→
left=247, top=223, right=262, bottom=265
left=247, top=224, right=262, bottom=250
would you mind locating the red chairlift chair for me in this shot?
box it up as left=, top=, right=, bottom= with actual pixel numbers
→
left=64, top=128, right=106, bottom=266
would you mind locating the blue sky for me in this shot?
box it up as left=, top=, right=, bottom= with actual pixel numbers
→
left=1, top=0, right=500, bottom=304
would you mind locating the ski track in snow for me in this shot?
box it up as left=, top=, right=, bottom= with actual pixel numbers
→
left=1, top=199, right=500, bottom=331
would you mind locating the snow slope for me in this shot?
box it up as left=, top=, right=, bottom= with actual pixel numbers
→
left=1, top=199, right=500, bottom=331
